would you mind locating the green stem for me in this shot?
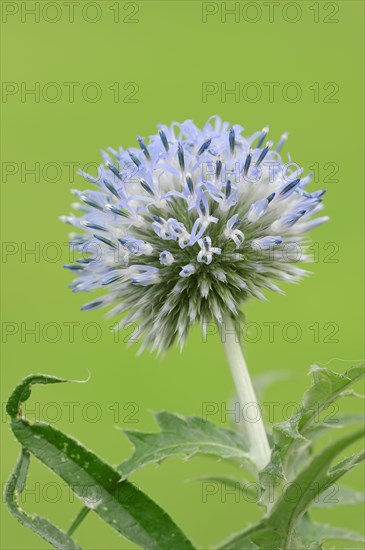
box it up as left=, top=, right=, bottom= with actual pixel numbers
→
left=221, top=314, right=271, bottom=471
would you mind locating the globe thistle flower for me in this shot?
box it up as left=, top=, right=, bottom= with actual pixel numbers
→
left=62, top=116, right=328, bottom=470
left=62, top=116, right=328, bottom=356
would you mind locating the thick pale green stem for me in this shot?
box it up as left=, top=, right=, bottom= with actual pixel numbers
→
left=221, top=314, right=271, bottom=471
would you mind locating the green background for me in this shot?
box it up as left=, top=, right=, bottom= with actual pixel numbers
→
left=1, top=0, right=364, bottom=548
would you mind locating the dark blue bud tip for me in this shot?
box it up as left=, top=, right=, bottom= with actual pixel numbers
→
left=108, top=205, right=128, bottom=217
left=107, top=162, right=122, bottom=179
left=152, top=214, right=162, bottom=222
left=267, top=192, right=275, bottom=203
left=275, top=238, right=282, bottom=245
left=76, top=258, right=93, bottom=264
left=81, top=301, right=102, bottom=311
left=200, top=200, right=207, bottom=216
left=244, top=149, right=252, bottom=175
left=128, top=150, right=141, bottom=167
left=225, top=179, right=232, bottom=198
left=93, top=234, right=117, bottom=248
left=197, top=138, right=212, bottom=156
left=83, top=221, right=106, bottom=231
left=140, top=178, right=154, bottom=195
left=81, top=197, right=104, bottom=211
left=103, top=179, right=120, bottom=199
left=159, top=129, right=169, bottom=152
left=215, top=159, right=222, bottom=178
left=256, top=143, right=270, bottom=167
left=298, top=210, right=306, bottom=216
left=63, top=264, right=83, bottom=270
left=186, top=174, right=194, bottom=194
left=203, top=237, right=209, bottom=250
left=281, top=178, right=300, bottom=195
left=137, top=135, right=151, bottom=160
left=229, top=127, right=235, bottom=154
left=118, top=238, right=127, bottom=245
left=177, top=142, right=185, bottom=171
left=232, top=218, right=241, bottom=229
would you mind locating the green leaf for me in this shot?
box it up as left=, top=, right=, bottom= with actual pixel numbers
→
left=7, top=374, right=195, bottom=550
left=5, top=448, right=83, bottom=550
left=271, top=364, right=365, bottom=480
left=118, top=411, right=252, bottom=477
left=312, top=485, right=365, bottom=507
left=272, top=364, right=365, bottom=446
left=223, top=429, right=364, bottom=550
left=219, top=366, right=365, bottom=550
left=297, top=514, right=364, bottom=543
left=300, top=364, right=365, bottom=434
left=266, top=428, right=364, bottom=549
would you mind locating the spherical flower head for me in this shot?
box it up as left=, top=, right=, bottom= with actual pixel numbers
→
left=62, top=116, right=328, bottom=354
